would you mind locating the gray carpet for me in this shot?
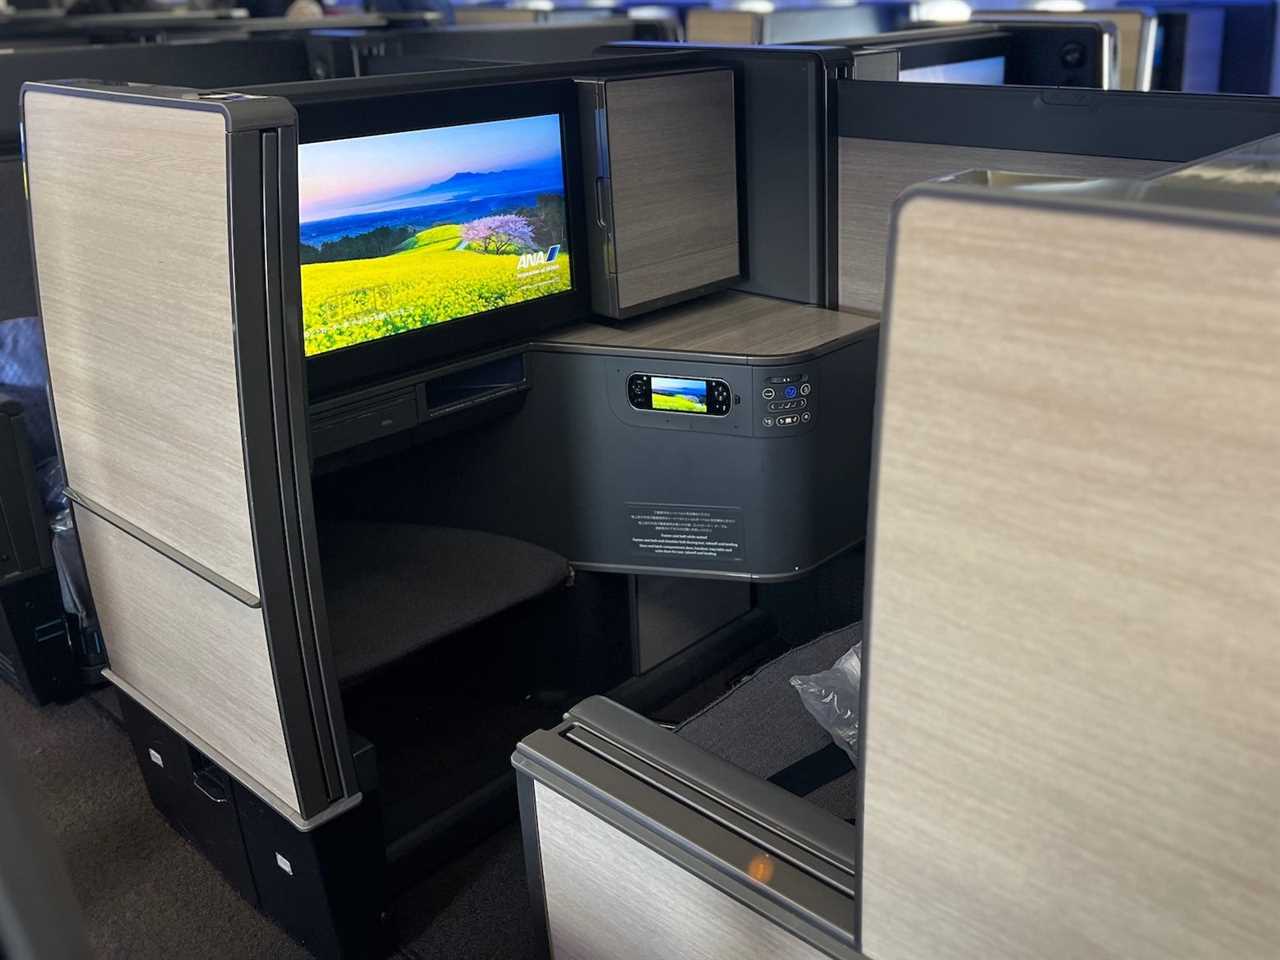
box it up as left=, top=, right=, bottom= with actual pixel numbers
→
left=676, top=623, right=861, bottom=819
left=1, top=684, right=307, bottom=960
left=2, top=683, right=540, bottom=960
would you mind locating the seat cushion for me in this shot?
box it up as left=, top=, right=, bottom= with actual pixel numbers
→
left=319, top=523, right=571, bottom=683
left=676, top=622, right=861, bottom=819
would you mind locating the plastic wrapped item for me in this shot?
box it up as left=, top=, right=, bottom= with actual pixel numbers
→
left=37, top=456, right=67, bottom=517
left=790, top=642, right=861, bottom=762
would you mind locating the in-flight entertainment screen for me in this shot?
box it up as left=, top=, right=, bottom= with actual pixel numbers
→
left=298, top=114, right=572, bottom=357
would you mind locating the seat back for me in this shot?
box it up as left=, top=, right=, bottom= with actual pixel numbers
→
left=23, top=81, right=354, bottom=824
left=859, top=141, right=1280, bottom=960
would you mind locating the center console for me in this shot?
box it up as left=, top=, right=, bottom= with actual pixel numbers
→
left=309, top=290, right=877, bottom=582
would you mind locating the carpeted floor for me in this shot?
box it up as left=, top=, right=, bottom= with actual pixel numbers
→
left=1, top=683, right=538, bottom=960
left=2, top=684, right=308, bottom=960
left=3, top=575, right=864, bottom=959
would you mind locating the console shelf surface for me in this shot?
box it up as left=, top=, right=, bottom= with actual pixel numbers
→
left=542, top=292, right=878, bottom=362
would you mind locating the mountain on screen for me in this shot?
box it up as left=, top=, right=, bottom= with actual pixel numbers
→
left=385, top=157, right=564, bottom=206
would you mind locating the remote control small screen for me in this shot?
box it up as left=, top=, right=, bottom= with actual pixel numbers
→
left=651, top=376, right=708, bottom=414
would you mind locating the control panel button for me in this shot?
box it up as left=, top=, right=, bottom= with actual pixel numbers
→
left=761, top=387, right=775, bottom=400
left=708, top=380, right=732, bottom=415
left=798, top=398, right=807, bottom=409
left=767, top=375, right=797, bottom=385
left=762, top=417, right=774, bottom=428
left=800, top=382, right=811, bottom=396
left=801, top=411, right=812, bottom=423
left=777, top=414, right=800, bottom=426
left=783, top=385, right=799, bottom=400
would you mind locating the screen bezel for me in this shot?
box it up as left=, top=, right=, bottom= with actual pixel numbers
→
left=293, top=80, right=589, bottom=399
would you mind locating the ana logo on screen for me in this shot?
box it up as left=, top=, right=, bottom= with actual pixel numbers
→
left=516, top=244, right=561, bottom=273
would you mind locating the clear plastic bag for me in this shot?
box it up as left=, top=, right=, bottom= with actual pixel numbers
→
left=790, top=643, right=862, bottom=762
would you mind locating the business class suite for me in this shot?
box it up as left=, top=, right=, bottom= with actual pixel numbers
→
left=3, top=8, right=1280, bottom=959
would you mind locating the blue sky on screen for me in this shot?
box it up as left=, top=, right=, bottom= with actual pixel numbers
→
left=299, top=114, right=562, bottom=223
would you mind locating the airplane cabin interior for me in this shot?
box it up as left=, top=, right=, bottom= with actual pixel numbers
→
left=1, top=5, right=1279, bottom=960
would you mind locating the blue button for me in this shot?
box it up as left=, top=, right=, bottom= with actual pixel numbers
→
left=783, top=385, right=799, bottom=399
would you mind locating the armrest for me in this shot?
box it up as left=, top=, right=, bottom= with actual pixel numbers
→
left=566, top=694, right=859, bottom=877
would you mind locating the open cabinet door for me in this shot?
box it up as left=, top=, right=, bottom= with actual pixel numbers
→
left=514, top=697, right=860, bottom=960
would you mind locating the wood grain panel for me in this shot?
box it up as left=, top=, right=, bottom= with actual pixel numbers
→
left=615, top=242, right=740, bottom=309
left=685, top=9, right=760, bottom=43
left=545, top=291, right=876, bottom=357
left=837, top=137, right=1170, bottom=315
left=76, top=506, right=298, bottom=813
left=452, top=7, right=539, bottom=24
left=24, top=91, right=260, bottom=598
left=606, top=70, right=739, bottom=309
left=861, top=193, right=1280, bottom=960
left=535, top=783, right=833, bottom=960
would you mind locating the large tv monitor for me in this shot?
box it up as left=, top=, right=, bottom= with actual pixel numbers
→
left=298, top=114, right=573, bottom=359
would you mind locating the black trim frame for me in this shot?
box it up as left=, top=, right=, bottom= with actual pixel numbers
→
left=263, top=126, right=360, bottom=808
left=235, top=50, right=703, bottom=105
left=838, top=81, right=1280, bottom=163
left=814, top=22, right=1108, bottom=88
left=227, top=125, right=348, bottom=817
left=515, top=772, right=552, bottom=960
